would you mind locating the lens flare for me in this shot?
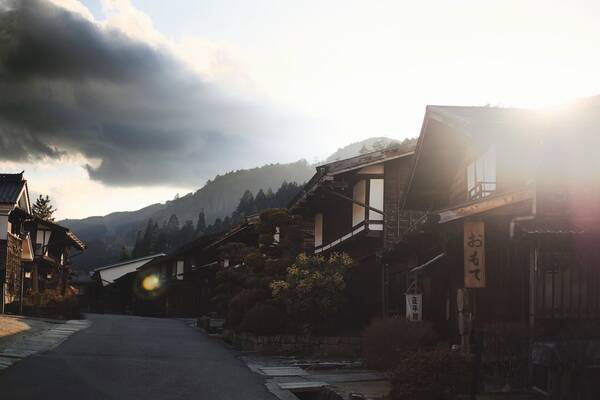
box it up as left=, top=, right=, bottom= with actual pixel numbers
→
left=142, top=274, right=160, bottom=292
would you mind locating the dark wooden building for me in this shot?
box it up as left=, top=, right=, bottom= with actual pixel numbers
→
left=388, top=105, right=600, bottom=342
left=23, top=216, right=86, bottom=302
left=0, top=173, right=34, bottom=313
left=0, top=172, right=86, bottom=314
left=289, top=146, right=415, bottom=324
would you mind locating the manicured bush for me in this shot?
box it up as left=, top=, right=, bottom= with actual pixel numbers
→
left=362, top=318, right=437, bottom=371
left=270, top=252, right=353, bottom=333
left=240, top=303, right=287, bottom=335
left=390, top=347, right=472, bottom=400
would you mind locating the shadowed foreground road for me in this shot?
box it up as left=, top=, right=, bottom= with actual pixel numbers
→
left=0, top=314, right=276, bottom=400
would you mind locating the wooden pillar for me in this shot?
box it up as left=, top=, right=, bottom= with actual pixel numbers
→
left=32, top=264, right=39, bottom=293
left=528, top=242, right=538, bottom=387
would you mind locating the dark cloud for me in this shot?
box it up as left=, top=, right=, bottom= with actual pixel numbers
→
left=0, top=0, right=286, bottom=186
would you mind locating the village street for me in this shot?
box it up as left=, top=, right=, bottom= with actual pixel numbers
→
left=0, top=314, right=276, bottom=400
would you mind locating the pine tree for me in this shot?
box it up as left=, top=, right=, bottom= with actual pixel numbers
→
left=119, top=246, right=130, bottom=261
left=236, top=190, right=255, bottom=216
left=195, top=210, right=206, bottom=235
left=166, top=214, right=180, bottom=231
left=180, top=220, right=195, bottom=244
left=140, top=219, right=157, bottom=256
left=254, top=189, right=268, bottom=211
left=132, top=230, right=143, bottom=258
left=32, top=194, right=56, bottom=221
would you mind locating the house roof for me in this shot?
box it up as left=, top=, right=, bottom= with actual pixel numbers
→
left=318, top=146, right=415, bottom=175
left=92, top=253, right=166, bottom=272
left=162, top=216, right=260, bottom=261
left=0, top=172, right=27, bottom=205
left=31, top=215, right=87, bottom=251
left=517, top=219, right=586, bottom=235
left=426, top=105, right=532, bottom=138
left=289, top=146, right=414, bottom=210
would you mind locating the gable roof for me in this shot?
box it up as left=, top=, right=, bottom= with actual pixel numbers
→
left=27, top=215, right=87, bottom=251
left=0, top=172, right=28, bottom=207
left=92, top=253, right=166, bottom=272
left=289, top=146, right=414, bottom=210
left=318, top=146, right=415, bottom=175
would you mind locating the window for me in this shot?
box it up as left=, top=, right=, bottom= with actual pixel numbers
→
left=352, top=180, right=366, bottom=227
left=36, top=229, right=51, bottom=255
left=368, top=178, right=384, bottom=231
left=467, top=145, right=496, bottom=199
left=176, top=260, right=184, bottom=280
left=314, top=213, right=323, bottom=247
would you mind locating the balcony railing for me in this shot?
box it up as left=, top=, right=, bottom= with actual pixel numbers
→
left=468, top=181, right=496, bottom=200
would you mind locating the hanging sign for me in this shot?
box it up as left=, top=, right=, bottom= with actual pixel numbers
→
left=464, top=221, right=486, bottom=288
left=405, top=293, right=423, bottom=321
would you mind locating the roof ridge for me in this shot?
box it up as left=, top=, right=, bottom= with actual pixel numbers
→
left=92, top=253, right=166, bottom=271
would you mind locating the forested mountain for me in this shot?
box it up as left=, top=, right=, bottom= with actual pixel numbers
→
left=61, top=161, right=313, bottom=271
left=128, top=181, right=302, bottom=260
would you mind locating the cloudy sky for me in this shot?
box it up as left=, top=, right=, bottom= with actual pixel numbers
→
left=2, top=0, right=600, bottom=219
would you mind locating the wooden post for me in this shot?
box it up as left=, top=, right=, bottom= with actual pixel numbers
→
left=470, top=330, right=484, bottom=400
left=528, top=242, right=538, bottom=387
left=19, top=264, right=25, bottom=314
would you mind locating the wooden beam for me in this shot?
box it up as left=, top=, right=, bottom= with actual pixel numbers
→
left=322, top=187, right=385, bottom=216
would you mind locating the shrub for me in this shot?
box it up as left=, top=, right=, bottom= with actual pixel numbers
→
left=391, top=347, right=472, bottom=400
left=240, top=303, right=287, bottom=335
left=362, top=318, right=437, bottom=371
left=270, top=252, right=353, bottom=333
left=226, top=289, right=266, bottom=329
left=24, top=290, right=81, bottom=320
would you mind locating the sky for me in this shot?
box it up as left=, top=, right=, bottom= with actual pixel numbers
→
left=1, top=0, right=600, bottom=219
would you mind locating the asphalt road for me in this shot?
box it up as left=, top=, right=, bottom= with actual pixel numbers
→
left=0, top=314, right=277, bottom=400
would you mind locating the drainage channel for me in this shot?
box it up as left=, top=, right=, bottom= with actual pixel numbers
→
left=291, top=386, right=345, bottom=400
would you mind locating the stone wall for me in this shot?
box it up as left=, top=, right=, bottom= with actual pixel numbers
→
left=2, top=234, right=22, bottom=305
left=224, top=330, right=362, bottom=356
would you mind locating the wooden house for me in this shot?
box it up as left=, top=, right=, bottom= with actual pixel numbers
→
left=0, top=172, right=85, bottom=313
left=387, top=104, right=600, bottom=343
left=0, top=173, right=34, bottom=312
left=90, top=253, right=165, bottom=314
left=23, top=216, right=86, bottom=300
left=289, top=146, right=415, bottom=324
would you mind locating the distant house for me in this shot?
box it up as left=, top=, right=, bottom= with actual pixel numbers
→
left=92, top=253, right=165, bottom=287
left=23, top=216, right=86, bottom=299
left=135, top=216, right=260, bottom=317
left=289, top=145, right=415, bottom=324
left=0, top=172, right=86, bottom=314
left=90, top=253, right=165, bottom=314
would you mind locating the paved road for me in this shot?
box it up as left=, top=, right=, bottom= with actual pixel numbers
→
left=0, top=314, right=276, bottom=400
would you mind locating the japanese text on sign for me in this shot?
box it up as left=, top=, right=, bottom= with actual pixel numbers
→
left=405, top=293, right=423, bottom=321
left=464, top=221, right=485, bottom=288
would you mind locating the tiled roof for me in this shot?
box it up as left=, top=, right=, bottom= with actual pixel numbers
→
left=289, top=146, right=414, bottom=210
left=517, top=219, right=586, bottom=235
left=0, top=173, right=26, bottom=205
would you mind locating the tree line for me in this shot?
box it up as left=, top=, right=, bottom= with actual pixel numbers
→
left=127, top=181, right=302, bottom=260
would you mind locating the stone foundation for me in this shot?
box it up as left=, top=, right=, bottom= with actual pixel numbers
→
left=224, top=330, right=361, bottom=356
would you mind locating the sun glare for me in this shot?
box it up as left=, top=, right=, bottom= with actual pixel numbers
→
left=141, top=275, right=160, bottom=292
